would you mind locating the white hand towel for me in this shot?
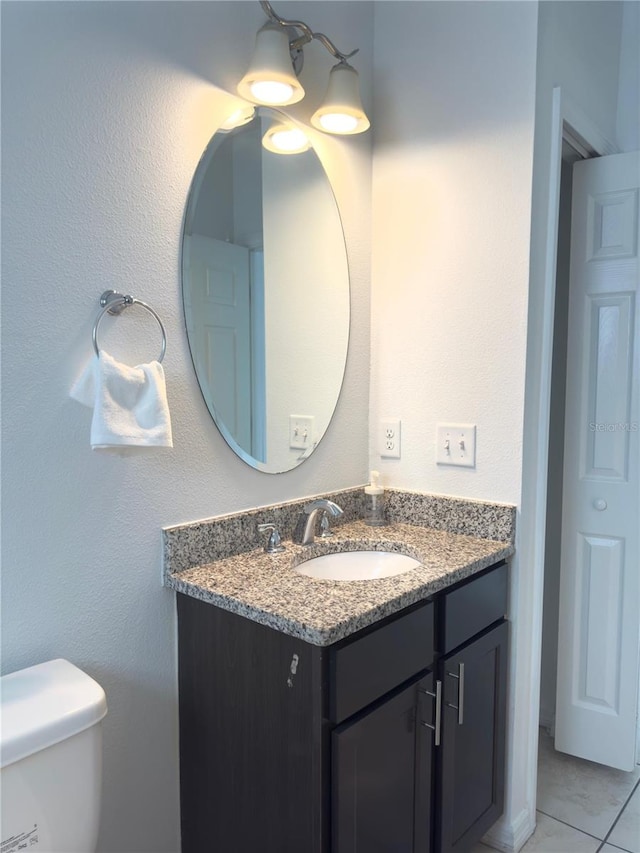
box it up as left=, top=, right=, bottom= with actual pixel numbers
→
left=71, top=351, right=173, bottom=449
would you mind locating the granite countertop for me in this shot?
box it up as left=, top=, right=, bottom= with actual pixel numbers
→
left=165, top=519, right=514, bottom=646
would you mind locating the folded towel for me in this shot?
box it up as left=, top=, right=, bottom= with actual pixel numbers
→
left=70, top=351, right=173, bottom=449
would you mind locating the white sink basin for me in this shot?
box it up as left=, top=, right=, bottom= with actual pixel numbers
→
left=294, top=550, right=421, bottom=581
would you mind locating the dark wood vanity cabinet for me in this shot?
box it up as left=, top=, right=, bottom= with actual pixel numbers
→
left=332, top=672, right=434, bottom=853
left=435, top=560, right=509, bottom=853
left=437, top=622, right=508, bottom=853
left=177, top=561, right=508, bottom=853
left=330, top=600, right=435, bottom=853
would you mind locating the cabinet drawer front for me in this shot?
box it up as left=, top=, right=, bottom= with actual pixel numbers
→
left=440, top=562, right=507, bottom=653
left=330, top=601, right=434, bottom=724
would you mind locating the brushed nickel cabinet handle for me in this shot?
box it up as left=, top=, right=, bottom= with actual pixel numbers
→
left=419, top=679, right=442, bottom=746
left=446, top=663, right=465, bottom=725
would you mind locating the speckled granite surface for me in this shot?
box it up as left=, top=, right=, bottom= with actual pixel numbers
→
left=386, top=489, right=515, bottom=542
left=163, top=487, right=515, bottom=574
left=164, top=499, right=515, bottom=646
left=163, top=487, right=365, bottom=575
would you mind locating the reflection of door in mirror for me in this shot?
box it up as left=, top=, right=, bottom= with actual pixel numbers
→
left=184, top=235, right=263, bottom=459
left=183, top=125, right=267, bottom=462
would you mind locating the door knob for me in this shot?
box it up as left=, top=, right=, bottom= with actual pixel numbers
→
left=593, top=498, right=608, bottom=511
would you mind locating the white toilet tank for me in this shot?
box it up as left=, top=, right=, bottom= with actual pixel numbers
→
left=1, top=658, right=108, bottom=853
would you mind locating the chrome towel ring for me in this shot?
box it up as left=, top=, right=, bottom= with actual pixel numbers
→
left=92, top=290, right=167, bottom=363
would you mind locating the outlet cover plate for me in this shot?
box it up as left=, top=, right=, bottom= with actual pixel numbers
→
left=436, top=423, right=476, bottom=467
left=380, top=418, right=401, bottom=458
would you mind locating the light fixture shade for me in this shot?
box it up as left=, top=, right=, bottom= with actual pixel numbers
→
left=219, top=105, right=256, bottom=132
left=262, top=123, right=311, bottom=155
left=237, top=23, right=305, bottom=106
left=310, top=62, right=370, bottom=135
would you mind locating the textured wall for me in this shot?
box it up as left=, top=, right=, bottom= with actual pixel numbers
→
left=0, top=3, right=372, bottom=851
left=617, top=1, right=640, bottom=152
left=370, top=0, right=537, bottom=502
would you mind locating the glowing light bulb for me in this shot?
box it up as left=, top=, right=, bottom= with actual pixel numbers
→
left=262, top=124, right=311, bottom=155
left=250, top=80, right=294, bottom=105
left=318, top=113, right=359, bottom=134
left=271, top=128, right=307, bottom=151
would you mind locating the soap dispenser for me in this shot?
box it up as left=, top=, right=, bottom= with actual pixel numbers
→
left=364, top=470, right=386, bottom=527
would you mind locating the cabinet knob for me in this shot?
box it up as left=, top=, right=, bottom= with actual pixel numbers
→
left=593, top=498, right=607, bottom=511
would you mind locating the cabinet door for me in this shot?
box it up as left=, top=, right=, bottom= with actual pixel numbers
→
left=437, top=621, right=508, bottom=853
left=332, top=674, right=432, bottom=853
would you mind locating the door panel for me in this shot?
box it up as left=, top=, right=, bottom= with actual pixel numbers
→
left=556, top=151, right=640, bottom=771
left=575, top=534, right=624, bottom=711
left=584, top=294, right=634, bottom=478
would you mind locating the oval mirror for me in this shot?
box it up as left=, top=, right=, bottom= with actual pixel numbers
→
left=182, top=108, right=350, bottom=473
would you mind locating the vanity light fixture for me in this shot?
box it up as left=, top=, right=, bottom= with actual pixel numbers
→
left=262, top=123, right=311, bottom=155
left=310, top=61, right=370, bottom=135
left=237, top=0, right=370, bottom=135
left=237, top=22, right=305, bottom=106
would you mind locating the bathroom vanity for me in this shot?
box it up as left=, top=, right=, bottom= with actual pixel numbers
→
left=168, top=501, right=512, bottom=853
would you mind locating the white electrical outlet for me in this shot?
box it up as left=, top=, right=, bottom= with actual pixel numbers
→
left=289, top=415, right=315, bottom=450
left=380, top=418, right=401, bottom=458
left=436, top=423, right=476, bottom=467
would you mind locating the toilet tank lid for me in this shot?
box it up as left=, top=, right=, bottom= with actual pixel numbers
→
left=0, top=658, right=107, bottom=769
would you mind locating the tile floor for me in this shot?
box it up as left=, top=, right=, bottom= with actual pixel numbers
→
left=472, top=729, right=640, bottom=853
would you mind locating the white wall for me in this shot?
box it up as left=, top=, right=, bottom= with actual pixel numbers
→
left=617, top=1, right=640, bottom=152
left=370, top=1, right=536, bottom=504
left=0, top=3, right=372, bottom=851
left=538, top=1, right=623, bottom=143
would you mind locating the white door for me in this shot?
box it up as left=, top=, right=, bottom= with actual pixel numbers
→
left=555, top=151, right=640, bottom=771
left=184, top=234, right=253, bottom=454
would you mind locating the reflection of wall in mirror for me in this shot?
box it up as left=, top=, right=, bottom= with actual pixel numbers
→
left=263, top=146, right=349, bottom=472
left=190, top=127, right=263, bottom=248
left=190, top=137, right=234, bottom=241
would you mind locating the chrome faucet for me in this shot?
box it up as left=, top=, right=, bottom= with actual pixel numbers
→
left=257, top=522, right=286, bottom=554
left=296, top=499, right=344, bottom=546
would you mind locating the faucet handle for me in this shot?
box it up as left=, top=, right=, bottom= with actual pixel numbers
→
left=257, top=523, right=286, bottom=554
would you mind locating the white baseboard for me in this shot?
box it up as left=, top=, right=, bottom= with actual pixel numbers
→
left=482, top=807, right=536, bottom=853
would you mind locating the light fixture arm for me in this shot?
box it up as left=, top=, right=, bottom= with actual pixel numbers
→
left=259, top=0, right=359, bottom=64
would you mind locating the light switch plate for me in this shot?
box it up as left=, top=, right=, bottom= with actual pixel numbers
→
left=289, top=415, right=315, bottom=450
left=436, top=423, right=476, bottom=467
